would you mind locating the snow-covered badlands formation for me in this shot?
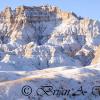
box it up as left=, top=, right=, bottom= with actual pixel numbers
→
left=0, top=5, right=100, bottom=100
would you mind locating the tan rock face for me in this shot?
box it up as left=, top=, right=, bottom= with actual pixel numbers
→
left=91, top=46, right=100, bottom=65
left=0, top=5, right=79, bottom=45
left=24, top=43, right=34, bottom=58
left=1, top=5, right=77, bottom=24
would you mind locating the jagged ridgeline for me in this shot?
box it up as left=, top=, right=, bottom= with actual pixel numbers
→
left=0, top=5, right=78, bottom=44
left=0, top=5, right=100, bottom=70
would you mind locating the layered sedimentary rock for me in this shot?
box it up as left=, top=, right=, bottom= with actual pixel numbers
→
left=0, top=5, right=100, bottom=70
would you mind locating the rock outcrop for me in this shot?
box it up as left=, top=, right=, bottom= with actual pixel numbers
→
left=0, top=5, right=100, bottom=70
left=91, top=46, right=100, bottom=65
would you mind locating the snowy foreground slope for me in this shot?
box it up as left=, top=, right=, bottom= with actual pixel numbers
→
left=0, top=65, right=100, bottom=100
left=0, top=5, right=100, bottom=100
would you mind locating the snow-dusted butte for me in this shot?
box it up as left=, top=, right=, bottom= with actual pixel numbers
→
left=0, top=5, right=100, bottom=70
left=0, top=5, right=100, bottom=100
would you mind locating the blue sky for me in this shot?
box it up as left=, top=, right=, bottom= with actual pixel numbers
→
left=0, top=0, right=100, bottom=20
